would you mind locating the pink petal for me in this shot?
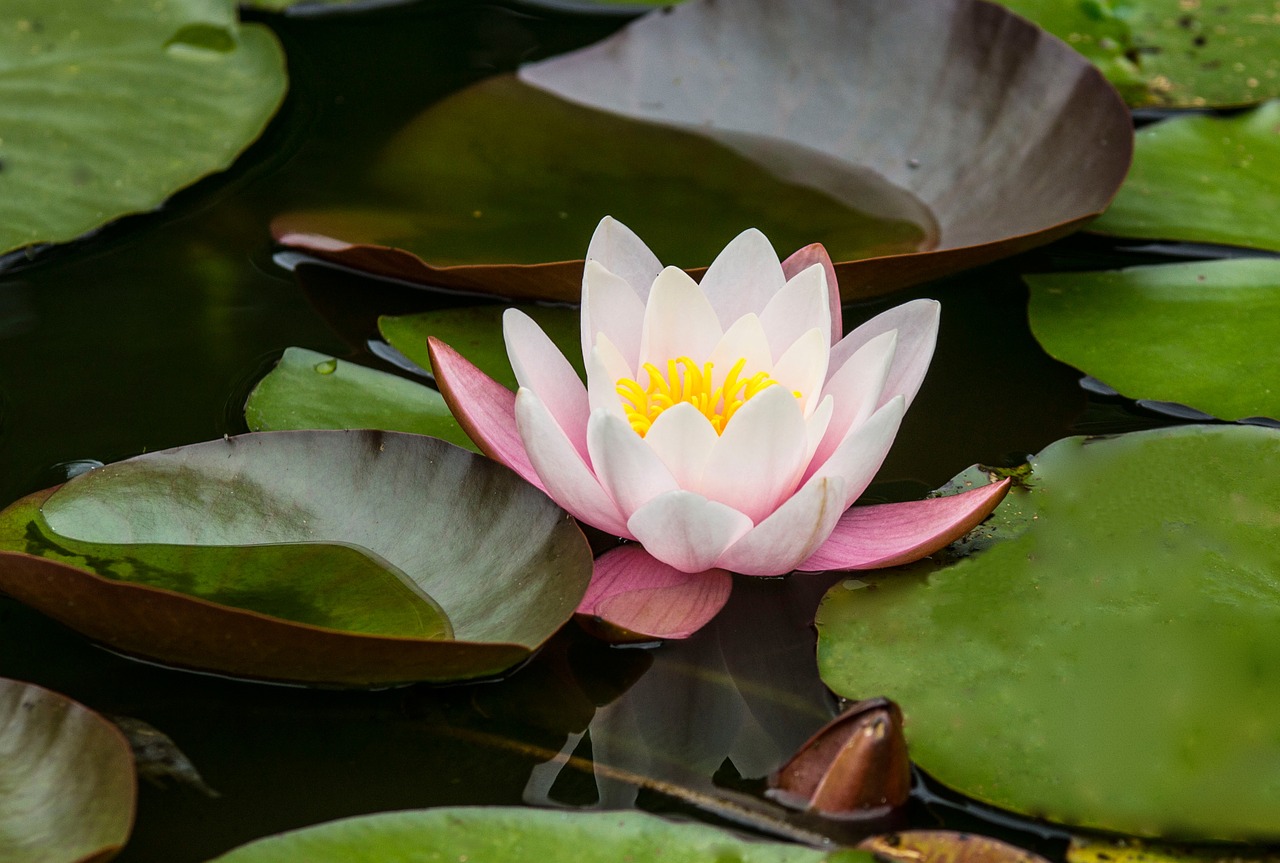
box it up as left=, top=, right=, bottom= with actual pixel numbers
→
left=504, top=309, right=590, bottom=463
left=760, top=263, right=832, bottom=359
left=715, top=476, right=847, bottom=576
left=577, top=544, right=732, bottom=640
left=805, top=395, right=906, bottom=509
left=582, top=261, right=645, bottom=369
left=810, top=330, right=898, bottom=471
left=587, top=410, right=679, bottom=517
left=642, top=402, right=718, bottom=490
left=698, top=228, right=786, bottom=325
left=638, top=266, right=723, bottom=369
left=782, top=243, right=841, bottom=345
left=429, top=338, right=545, bottom=493
left=829, top=299, right=939, bottom=409
left=585, top=216, right=663, bottom=303
left=627, top=490, right=753, bottom=573
left=515, top=388, right=632, bottom=538
left=798, top=478, right=1012, bottom=571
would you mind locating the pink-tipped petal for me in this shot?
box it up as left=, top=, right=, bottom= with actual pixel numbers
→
left=587, top=410, right=679, bottom=517
left=586, top=216, right=663, bottom=302
left=515, top=388, right=632, bottom=538
left=760, top=263, right=832, bottom=359
left=811, top=330, right=898, bottom=471
left=642, top=402, right=718, bottom=490
left=715, top=477, right=847, bottom=576
left=582, top=261, right=646, bottom=368
left=638, top=267, right=722, bottom=369
left=830, top=299, right=940, bottom=409
left=429, top=338, right=545, bottom=493
left=804, top=395, right=906, bottom=509
left=798, top=478, right=1012, bottom=572
left=783, top=243, right=841, bottom=345
left=699, top=385, right=809, bottom=523
left=505, top=309, right=590, bottom=462
left=627, top=490, right=753, bottom=574
left=586, top=334, right=634, bottom=420
left=577, top=545, right=732, bottom=640
left=698, top=228, right=786, bottom=324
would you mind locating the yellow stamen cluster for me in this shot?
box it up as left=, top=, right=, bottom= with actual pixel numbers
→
left=616, top=356, right=797, bottom=437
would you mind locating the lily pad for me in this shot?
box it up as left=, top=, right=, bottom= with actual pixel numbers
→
left=1089, top=102, right=1280, bottom=252
left=379, top=304, right=581, bottom=391
left=275, top=0, right=1131, bottom=302
left=206, top=806, right=871, bottom=862
left=1026, top=259, right=1280, bottom=421
left=244, top=347, right=477, bottom=452
left=0, top=431, right=593, bottom=686
left=0, top=678, right=135, bottom=863
left=0, top=0, right=287, bottom=257
left=817, top=425, right=1280, bottom=840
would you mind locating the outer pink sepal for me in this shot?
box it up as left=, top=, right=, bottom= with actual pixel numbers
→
left=576, top=545, right=733, bottom=640
left=797, top=478, right=1011, bottom=572
left=428, top=337, right=546, bottom=493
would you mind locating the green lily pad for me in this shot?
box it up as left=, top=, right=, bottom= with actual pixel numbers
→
left=817, top=425, right=1280, bottom=841
left=0, top=431, right=593, bottom=686
left=0, top=0, right=287, bottom=256
left=1090, top=102, right=1280, bottom=251
left=0, top=678, right=135, bottom=863
left=244, top=347, right=477, bottom=452
left=379, top=305, right=581, bottom=391
left=207, top=806, right=871, bottom=862
left=999, top=0, right=1280, bottom=108
left=1026, top=259, right=1280, bottom=421
left=275, top=0, right=1130, bottom=303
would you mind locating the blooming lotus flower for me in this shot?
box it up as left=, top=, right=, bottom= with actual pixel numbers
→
left=430, top=218, right=1009, bottom=640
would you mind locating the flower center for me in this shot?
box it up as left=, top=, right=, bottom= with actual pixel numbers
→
left=616, top=356, right=795, bottom=437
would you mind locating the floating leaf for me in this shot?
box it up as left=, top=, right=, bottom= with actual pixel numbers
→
left=276, top=0, right=1130, bottom=302
left=379, top=304, right=580, bottom=391
left=1026, top=259, right=1280, bottom=421
left=0, top=431, right=593, bottom=686
left=817, top=425, right=1280, bottom=840
left=861, top=831, right=1053, bottom=863
left=244, top=347, right=477, bottom=452
left=0, top=678, right=135, bottom=863
left=206, top=806, right=871, bottom=862
left=1090, top=102, right=1280, bottom=251
left=0, top=0, right=287, bottom=256
left=1069, top=837, right=1280, bottom=863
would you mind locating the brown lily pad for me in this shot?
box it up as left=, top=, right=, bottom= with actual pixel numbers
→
left=859, top=831, right=1053, bottom=863
left=274, top=0, right=1131, bottom=302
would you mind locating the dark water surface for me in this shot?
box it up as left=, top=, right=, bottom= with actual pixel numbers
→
left=0, top=2, right=1187, bottom=860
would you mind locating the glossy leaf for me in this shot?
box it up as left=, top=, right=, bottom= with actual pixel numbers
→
left=0, top=679, right=135, bottom=863
left=1068, top=837, right=1280, bottom=863
left=817, top=425, right=1280, bottom=840
left=861, top=831, right=1052, bottom=863
left=379, top=304, right=581, bottom=391
left=0, top=0, right=286, bottom=256
left=275, top=0, right=1130, bottom=302
left=1090, top=102, right=1280, bottom=251
left=1027, top=259, right=1280, bottom=421
left=244, top=346, right=477, bottom=452
left=0, top=431, right=593, bottom=686
left=206, top=806, right=872, bottom=863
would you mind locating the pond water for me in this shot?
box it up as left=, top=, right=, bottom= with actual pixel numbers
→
left=0, top=2, right=1194, bottom=860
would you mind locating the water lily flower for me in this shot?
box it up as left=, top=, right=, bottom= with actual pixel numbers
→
left=430, top=217, right=1009, bottom=640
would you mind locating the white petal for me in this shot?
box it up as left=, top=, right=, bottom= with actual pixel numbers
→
left=516, top=388, right=631, bottom=538
left=698, top=228, right=786, bottom=324
left=804, top=394, right=834, bottom=465
left=585, top=216, right=663, bottom=302
left=760, top=263, right=832, bottom=359
left=582, top=261, right=645, bottom=369
left=587, top=410, right=679, bottom=517
left=715, top=477, right=847, bottom=575
left=768, top=327, right=830, bottom=417
left=627, top=490, right=753, bottom=573
left=505, top=309, right=590, bottom=462
left=781, top=243, right=842, bottom=345
left=830, top=299, right=939, bottom=408
left=804, top=395, right=906, bottom=509
left=586, top=334, right=634, bottom=421
left=642, top=402, right=719, bottom=490
left=707, top=314, right=773, bottom=380
left=811, top=329, right=898, bottom=471
left=638, top=267, right=722, bottom=369
left=699, top=385, right=809, bottom=523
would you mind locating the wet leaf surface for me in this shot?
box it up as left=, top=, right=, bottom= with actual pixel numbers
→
left=860, top=831, right=1053, bottom=863
left=0, top=0, right=286, bottom=256
left=1027, top=259, right=1280, bottom=421
left=818, top=425, right=1280, bottom=840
